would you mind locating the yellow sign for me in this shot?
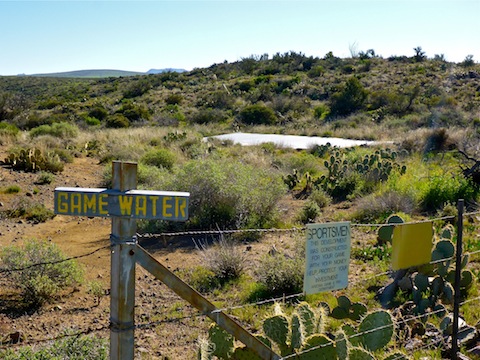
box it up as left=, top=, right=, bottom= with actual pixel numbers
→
left=391, top=222, right=433, bottom=270
left=54, top=187, right=189, bottom=221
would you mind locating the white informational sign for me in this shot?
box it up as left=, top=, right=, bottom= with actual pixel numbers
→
left=304, top=222, right=351, bottom=295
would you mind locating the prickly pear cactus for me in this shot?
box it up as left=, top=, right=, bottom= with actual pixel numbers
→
left=232, top=346, right=262, bottom=360
left=331, top=295, right=367, bottom=321
left=377, top=214, right=405, bottom=245
left=299, top=334, right=336, bottom=360
left=208, top=324, right=234, bottom=359
left=197, top=336, right=214, bottom=360
left=263, top=313, right=290, bottom=354
left=383, top=351, right=408, bottom=360
left=357, top=310, right=394, bottom=352
left=349, top=347, right=375, bottom=360
left=335, top=330, right=349, bottom=360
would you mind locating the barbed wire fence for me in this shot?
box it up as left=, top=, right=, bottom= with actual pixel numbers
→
left=0, top=211, right=479, bottom=358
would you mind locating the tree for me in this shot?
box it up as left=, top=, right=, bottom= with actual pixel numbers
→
left=413, top=46, right=426, bottom=62
left=461, top=55, right=475, bottom=67
left=329, top=77, right=368, bottom=117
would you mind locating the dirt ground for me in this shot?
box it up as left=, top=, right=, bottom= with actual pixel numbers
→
left=0, top=152, right=321, bottom=359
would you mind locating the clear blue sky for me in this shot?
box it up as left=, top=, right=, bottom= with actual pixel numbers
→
left=1, top=0, right=478, bottom=75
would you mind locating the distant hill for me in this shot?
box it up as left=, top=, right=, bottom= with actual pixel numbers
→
left=27, top=68, right=187, bottom=78
left=146, top=68, right=187, bottom=74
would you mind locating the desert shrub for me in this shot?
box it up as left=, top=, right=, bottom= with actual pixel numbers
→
left=253, top=252, right=304, bottom=298
left=34, top=171, right=55, bottom=185
left=424, top=128, right=454, bottom=153
left=105, top=114, right=130, bottom=128
left=84, top=116, right=101, bottom=126
left=182, top=266, right=220, bottom=293
left=313, top=104, right=330, bottom=120
left=140, top=148, right=176, bottom=171
left=196, top=236, right=245, bottom=283
left=29, top=122, right=79, bottom=139
left=163, top=158, right=286, bottom=229
left=190, top=108, right=228, bottom=124
left=239, top=104, right=277, bottom=125
left=123, top=78, right=151, bottom=98
left=329, top=77, right=368, bottom=117
left=420, top=175, right=479, bottom=212
left=2, top=185, right=21, bottom=194
left=354, top=190, right=416, bottom=223
left=0, top=239, right=83, bottom=306
left=5, top=198, right=55, bottom=223
left=308, top=188, right=331, bottom=208
left=88, top=106, right=109, bottom=120
left=0, top=332, right=107, bottom=359
left=116, top=101, right=151, bottom=122
left=165, top=93, right=183, bottom=105
left=0, top=121, right=20, bottom=137
left=297, top=200, right=321, bottom=224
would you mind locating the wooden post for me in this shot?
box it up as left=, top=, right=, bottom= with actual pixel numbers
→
left=451, top=199, right=464, bottom=360
left=110, top=161, right=137, bottom=360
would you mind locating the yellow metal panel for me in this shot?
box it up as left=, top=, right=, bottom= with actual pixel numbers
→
left=391, top=222, right=433, bottom=270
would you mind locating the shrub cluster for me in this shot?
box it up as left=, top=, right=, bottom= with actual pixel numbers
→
left=0, top=239, right=83, bottom=306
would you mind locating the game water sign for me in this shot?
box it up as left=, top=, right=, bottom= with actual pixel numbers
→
left=304, top=222, right=351, bottom=295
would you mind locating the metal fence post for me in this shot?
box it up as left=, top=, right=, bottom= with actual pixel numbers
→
left=110, top=161, right=137, bottom=360
left=452, top=199, right=464, bottom=360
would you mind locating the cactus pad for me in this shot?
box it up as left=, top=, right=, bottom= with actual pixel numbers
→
left=263, top=314, right=289, bottom=347
left=300, top=334, right=336, bottom=360
left=208, top=324, right=234, bottom=359
left=349, top=347, right=375, bottom=360
left=358, top=310, right=394, bottom=352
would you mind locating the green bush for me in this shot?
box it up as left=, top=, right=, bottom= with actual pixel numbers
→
left=197, top=236, right=245, bottom=284
left=5, top=198, right=55, bottom=223
left=165, top=93, right=183, bottom=105
left=88, top=106, right=109, bottom=121
left=105, top=114, right=130, bottom=128
left=239, top=104, right=277, bottom=125
left=420, top=175, right=479, bottom=212
left=253, top=252, right=304, bottom=298
left=29, top=122, right=79, bottom=139
left=329, top=77, right=367, bottom=117
left=298, top=200, right=321, bottom=224
left=140, top=148, right=176, bottom=171
left=34, top=171, right=55, bottom=185
left=116, top=101, right=151, bottom=122
left=0, top=332, right=107, bottom=359
left=0, top=121, right=20, bottom=137
left=163, top=158, right=286, bottom=229
left=308, top=188, right=331, bottom=208
left=191, top=108, right=228, bottom=124
left=2, top=185, right=21, bottom=194
left=0, top=239, right=83, bottom=306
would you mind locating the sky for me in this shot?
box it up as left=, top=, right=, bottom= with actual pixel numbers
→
left=0, top=0, right=479, bottom=76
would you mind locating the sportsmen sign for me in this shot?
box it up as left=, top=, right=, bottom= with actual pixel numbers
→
left=54, top=187, right=189, bottom=220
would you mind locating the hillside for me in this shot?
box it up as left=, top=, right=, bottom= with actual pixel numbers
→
left=30, top=69, right=145, bottom=78
left=0, top=51, right=479, bottom=140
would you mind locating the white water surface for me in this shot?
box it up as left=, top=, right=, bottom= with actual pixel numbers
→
left=207, top=132, right=377, bottom=149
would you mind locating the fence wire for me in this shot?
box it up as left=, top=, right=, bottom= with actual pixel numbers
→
left=1, top=212, right=479, bottom=356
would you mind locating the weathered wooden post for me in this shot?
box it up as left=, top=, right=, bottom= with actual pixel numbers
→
left=109, top=161, right=137, bottom=359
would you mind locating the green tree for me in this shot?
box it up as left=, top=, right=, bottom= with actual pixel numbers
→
left=413, top=46, right=426, bottom=62
left=239, top=104, right=277, bottom=125
left=329, top=77, right=368, bottom=117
